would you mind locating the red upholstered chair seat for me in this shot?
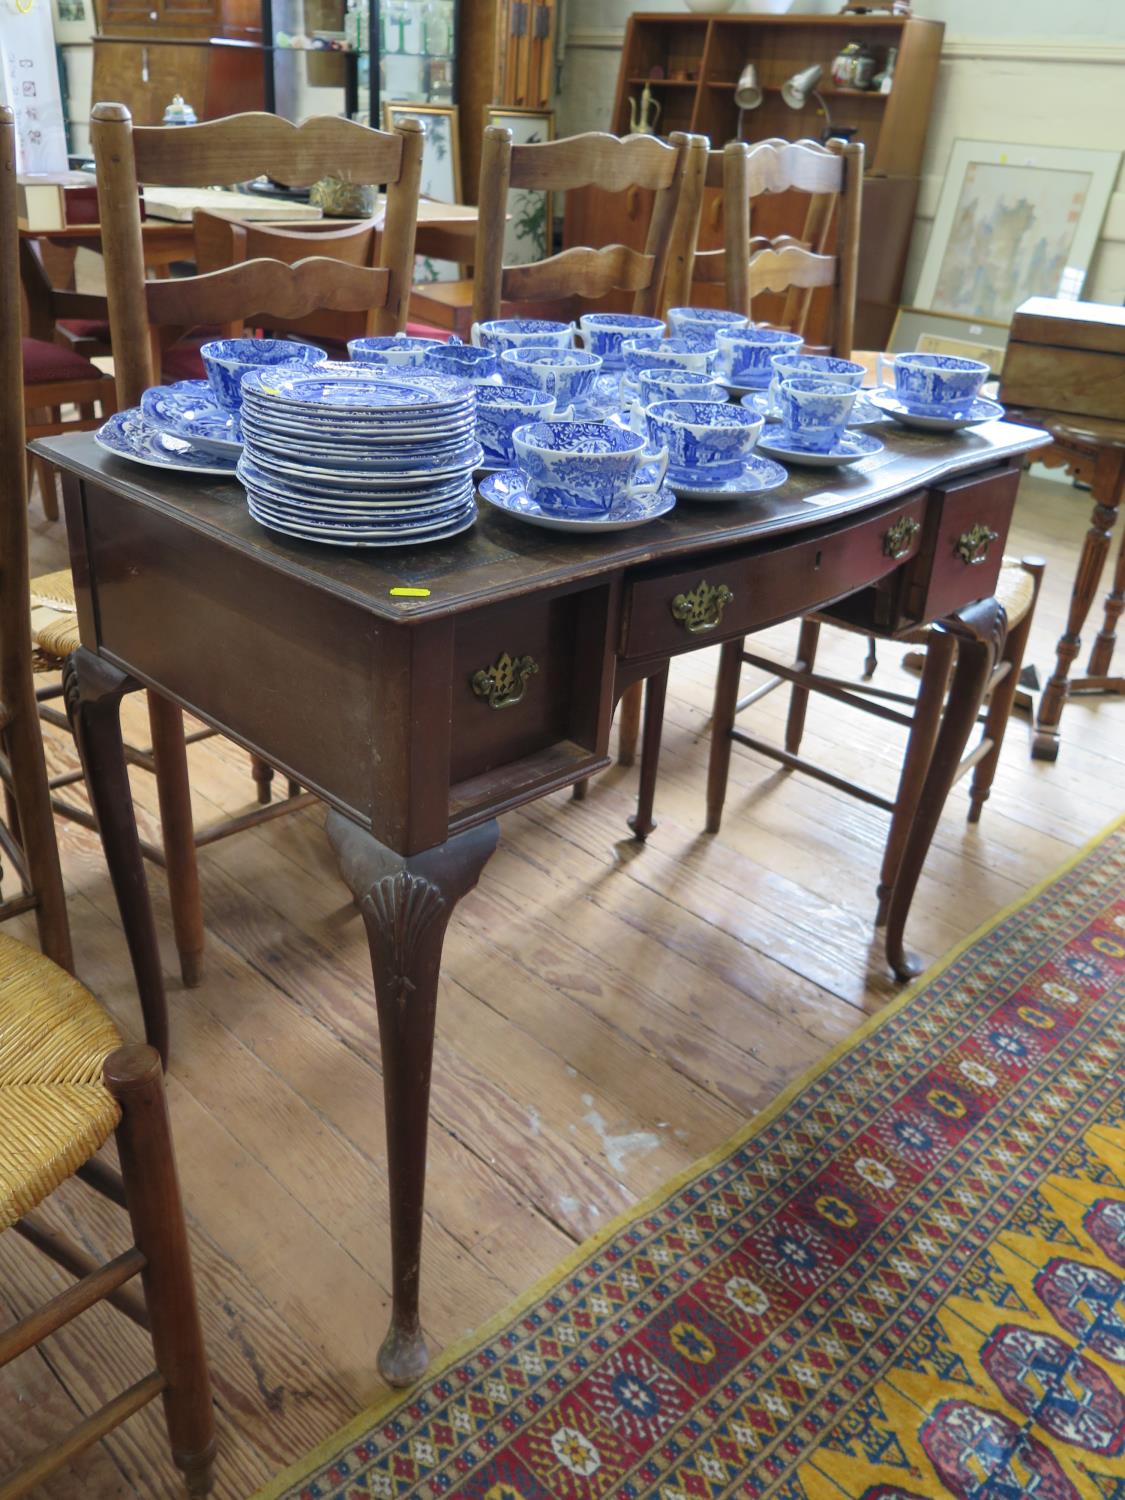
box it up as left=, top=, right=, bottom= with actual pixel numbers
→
left=406, top=321, right=453, bottom=341
left=22, top=338, right=105, bottom=385
left=58, top=318, right=112, bottom=342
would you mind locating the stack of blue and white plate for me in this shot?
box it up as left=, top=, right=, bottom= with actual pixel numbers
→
left=236, top=362, right=481, bottom=548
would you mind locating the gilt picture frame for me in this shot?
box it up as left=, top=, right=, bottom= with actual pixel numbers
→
left=383, top=101, right=461, bottom=284
left=485, top=105, right=556, bottom=266
left=888, top=306, right=1010, bottom=376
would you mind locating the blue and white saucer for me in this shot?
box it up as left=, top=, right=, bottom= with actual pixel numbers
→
left=869, top=392, right=1005, bottom=432
left=95, top=409, right=239, bottom=475
left=140, top=381, right=242, bottom=458
left=742, top=389, right=890, bottom=430
left=665, top=452, right=788, bottom=502
left=756, top=428, right=885, bottom=468
left=478, top=470, right=676, bottom=533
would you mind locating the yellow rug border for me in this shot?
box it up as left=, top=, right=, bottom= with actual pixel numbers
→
left=254, top=810, right=1125, bottom=1500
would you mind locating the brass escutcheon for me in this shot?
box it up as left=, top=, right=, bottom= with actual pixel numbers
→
left=471, top=652, right=539, bottom=709
left=883, top=515, right=920, bottom=560
left=670, top=580, right=734, bottom=635
left=955, top=522, right=1000, bottom=565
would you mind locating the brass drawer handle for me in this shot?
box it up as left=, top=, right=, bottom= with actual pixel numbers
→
left=955, top=523, right=1000, bottom=565
left=671, top=580, right=734, bottom=635
left=883, top=515, right=920, bottom=560
left=471, top=652, right=538, bottom=709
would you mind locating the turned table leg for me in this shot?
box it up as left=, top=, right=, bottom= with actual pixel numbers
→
left=64, top=649, right=170, bottom=1063
left=1087, top=518, right=1125, bottom=678
left=628, top=665, right=669, bottom=841
left=326, top=810, right=499, bottom=1387
left=884, top=598, right=1007, bottom=982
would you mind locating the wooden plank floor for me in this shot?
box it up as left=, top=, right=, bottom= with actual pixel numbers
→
left=3, top=470, right=1122, bottom=1497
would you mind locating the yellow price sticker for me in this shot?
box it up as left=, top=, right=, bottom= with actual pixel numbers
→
left=389, top=586, right=431, bottom=598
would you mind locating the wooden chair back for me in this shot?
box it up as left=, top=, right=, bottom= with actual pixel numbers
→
left=0, top=105, right=74, bottom=970
left=471, top=128, right=708, bottom=324
left=192, top=210, right=384, bottom=344
left=91, top=106, right=425, bottom=407
left=666, top=137, right=863, bottom=357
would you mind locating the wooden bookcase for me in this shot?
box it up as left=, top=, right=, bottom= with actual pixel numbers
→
left=565, top=11, right=944, bottom=347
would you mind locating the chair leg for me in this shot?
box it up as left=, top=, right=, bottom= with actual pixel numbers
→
left=784, top=617, right=821, bottom=755
left=705, top=638, right=745, bottom=835
left=968, top=558, right=1045, bottom=823
left=3, top=701, right=73, bottom=972
left=147, top=693, right=205, bottom=988
left=31, top=455, right=59, bottom=523
left=628, top=665, right=669, bottom=841
left=617, top=680, right=643, bottom=766
left=875, top=630, right=956, bottom=927
left=105, top=1045, right=216, bottom=1497
left=250, top=754, right=273, bottom=805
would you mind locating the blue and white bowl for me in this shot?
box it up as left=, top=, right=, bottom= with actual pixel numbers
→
left=576, top=312, right=664, bottom=367
left=475, top=385, right=560, bottom=462
left=472, top=317, right=575, bottom=352
left=715, top=326, right=803, bottom=385
left=422, top=343, right=499, bottom=383
left=776, top=377, right=858, bottom=452
left=666, top=306, right=749, bottom=349
left=644, top=399, right=763, bottom=474
left=201, top=337, right=326, bottom=412
left=512, top=419, right=668, bottom=516
left=622, top=337, right=716, bottom=376
left=348, top=334, right=457, bottom=368
left=893, top=352, right=989, bottom=412
left=500, top=346, right=603, bottom=405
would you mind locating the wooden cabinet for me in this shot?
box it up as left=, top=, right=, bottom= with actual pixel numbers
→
left=459, top=0, right=555, bottom=202
left=99, top=0, right=260, bottom=38
left=564, top=11, right=943, bottom=348
left=91, top=38, right=266, bottom=126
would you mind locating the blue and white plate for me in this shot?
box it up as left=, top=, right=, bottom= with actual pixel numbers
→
left=244, top=444, right=484, bottom=487
left=241, top=364, right=472, bottom=413
left=756, top=428, right=885, bottom=468
left=479, top=470, right=675, bottom=533
left=141, top=381, right=242, bottom=457
left=665, top=452, right=789, bottom=502
left=245, top=488, right=476, bottom=536
left=869, top=392, right=1005, bottom=432
left=246, top=495, right=477, bottom=548
left=742, top=389, right=890, bottom=430
left=238, top=458, right=473, bottom=510
left=95, top=410, right=239, bottom=476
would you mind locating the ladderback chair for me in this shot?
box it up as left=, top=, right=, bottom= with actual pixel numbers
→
left=471, top=126, right=708, bottom=326
left=39, top=106, right=424, bottom=990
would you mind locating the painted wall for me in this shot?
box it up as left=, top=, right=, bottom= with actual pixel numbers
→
left=556, top=0, right=1125, bottom=312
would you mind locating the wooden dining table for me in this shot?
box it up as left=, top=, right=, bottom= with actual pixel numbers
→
left=35, top=414, right=1045, bottom=1390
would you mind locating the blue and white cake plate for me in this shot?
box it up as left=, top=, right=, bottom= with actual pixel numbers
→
left=95, top=410, right=239, bottom=476
left=665, top=452, right=788, bottom=502
left=478, top=470, right=676, bottom=533
left=868, top=392, right=1005, bottom=432
left=140, top=381, right=242, bottom=458
left=756, top=428, right=885, bottom=468
left=741, top=388, right=890, bottom=430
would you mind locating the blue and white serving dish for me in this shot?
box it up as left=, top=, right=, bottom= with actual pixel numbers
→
left=892, top=352, right=989, bottom=411
left=576, top=312, right=664, bottom=370
left=665, top=452, right=789, bottom=503
left=869, top=391, right=1005, bottom=432
left=479, top=469, right=676, bottom=533
left=472, top=317, right=575, bottom=352
left=666, top=307, right=749, bottom=349
left=644, top=400, right=763, bottom=476
left=95, top=409, right=240, bottom=475
left=140, top=381, right=242, bottom=458
left=757, top=427, right=885, bottom=468
left=201, top=337, right=326, bottom=411
left=511, top=419, right=668, bottom=516
left=499, top=347, right=603, bottom=406
left=348, top=334, right=458, bottom=367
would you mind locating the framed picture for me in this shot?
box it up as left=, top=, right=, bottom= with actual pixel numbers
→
left=383, top=101, right=461, bottom=284
left=913, top=139, right=1121, bottom=326
left=888, top=306, right=1010, bottom=376
left=50, top=0, right=97, bottom=43
left=486, top=105, right=555, bottom=266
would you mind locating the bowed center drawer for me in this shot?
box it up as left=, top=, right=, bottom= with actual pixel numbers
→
left=619, top=495, right=927, bottom=661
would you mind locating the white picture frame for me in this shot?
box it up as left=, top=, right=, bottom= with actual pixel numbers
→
left=913, top=139, right=1121, bottom=326
left=50, top=0, right=97, bottom=44
left=486, top=106, right=555, bottom=266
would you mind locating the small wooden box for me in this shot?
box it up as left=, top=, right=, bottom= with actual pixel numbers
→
left=1000, top=296, right=1125, bottom=421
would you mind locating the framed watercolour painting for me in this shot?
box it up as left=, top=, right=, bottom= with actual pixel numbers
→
left=485, top=106, right=556, bottom=266
left=913, top=140, right=1120, bottom=326
left=383, top=102, right=461, bottom=284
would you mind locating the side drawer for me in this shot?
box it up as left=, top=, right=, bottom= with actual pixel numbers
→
left=901, top=467, right=1019, bottom=623
left=620, top=494, right=927, bottom=661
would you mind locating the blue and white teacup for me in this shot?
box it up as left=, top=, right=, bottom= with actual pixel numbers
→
left=715, top=326, right=803, bottom=386
left=347, top=334, right=457, bottom=368
left=201, top=337, right=327, bottom=411
left=893, top=352, right=988, bottom=412
left=631, top=368, right=726, bottom=433
left=475, top=386, right=561, bottom=462
left=768, top=354, right=865, bottom=415
left=472, top=317, right=575, bottom=352
left=622, top=337, right=715, bottom=376
left=576, top=312, right=664, bottom=367
left=512, top=420, right=668, bottom=516
left=666, top=306, right=749, bottom=349
left=644, top=399, right=763, bottom=476
left=500, top=347, right=602, bottom=405
left=422, top=343, right=499, bottom=383
left=776, top=377, right=858, bottom=452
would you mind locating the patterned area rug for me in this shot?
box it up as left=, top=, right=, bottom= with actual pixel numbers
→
left=259, top=819, right=1125, bottom=1500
